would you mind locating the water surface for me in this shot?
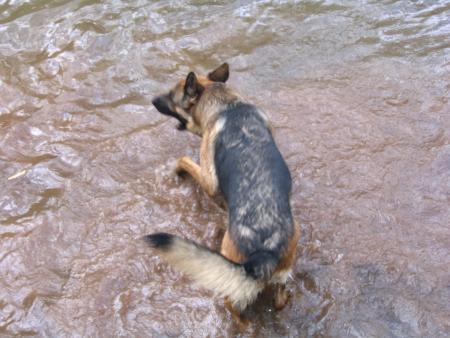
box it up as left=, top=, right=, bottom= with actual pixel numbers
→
left=1, top=1, right=449, bottom=337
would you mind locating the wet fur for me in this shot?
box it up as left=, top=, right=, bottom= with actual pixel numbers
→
left=146, top=63, right=299, bottom=317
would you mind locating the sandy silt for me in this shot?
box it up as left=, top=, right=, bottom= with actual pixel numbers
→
left=145, top=63, right=300, bottom=323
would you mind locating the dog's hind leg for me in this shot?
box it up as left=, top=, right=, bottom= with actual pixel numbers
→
left=271, top=222, right=300, bottom=310
left=224, top=298, right=249, bottom=329
left=272, top=274, right=291, bottom=310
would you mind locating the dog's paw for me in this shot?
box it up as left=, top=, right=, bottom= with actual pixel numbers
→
left=175, top=167, right=187, bottom=178
left=274, top=287, right=291, bottom=310
left=174, top=158, right=187, bottom=178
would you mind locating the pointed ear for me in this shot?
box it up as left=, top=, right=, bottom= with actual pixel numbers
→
left=208, top=63, right=229, bottom=83
left=184, top=72, right=202, bottom=97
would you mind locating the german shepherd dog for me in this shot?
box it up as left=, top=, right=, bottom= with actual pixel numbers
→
left=144, top=63, right=300, bottom=322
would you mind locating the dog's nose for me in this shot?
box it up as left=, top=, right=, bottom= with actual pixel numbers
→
left=152, top=95, right=172, bottom=115
left=152, top=96, right=165, bottom=110
left=151, top=95, right=187, bottom=130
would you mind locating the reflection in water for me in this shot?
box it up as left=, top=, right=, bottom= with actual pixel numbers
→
left=1, top=1, right=449, bottom=337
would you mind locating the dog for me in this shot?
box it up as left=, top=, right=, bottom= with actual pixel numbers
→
left=144, top=63, right=300, bottom=323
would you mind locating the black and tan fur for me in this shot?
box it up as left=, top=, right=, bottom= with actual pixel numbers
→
left=145, top=63, right=300, bottom=321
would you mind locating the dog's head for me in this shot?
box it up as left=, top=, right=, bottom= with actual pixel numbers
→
left=152, top=63, right=229, bottom=131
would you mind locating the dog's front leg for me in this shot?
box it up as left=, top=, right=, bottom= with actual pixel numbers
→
left=176, top=124, right=225, bottom=205
left=176, top=156, right=218, bottom=198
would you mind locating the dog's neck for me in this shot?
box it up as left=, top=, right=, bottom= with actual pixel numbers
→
left=192, top=83, right=242, bottom=134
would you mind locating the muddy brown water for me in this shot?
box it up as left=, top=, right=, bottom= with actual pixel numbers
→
left=1, top=1, right=449, bottom=337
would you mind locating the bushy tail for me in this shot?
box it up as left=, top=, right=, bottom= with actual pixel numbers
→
left=143, top=232, right=277, bottom=311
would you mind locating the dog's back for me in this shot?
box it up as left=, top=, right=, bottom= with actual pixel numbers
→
left=214, top=103, right=294, bottom=280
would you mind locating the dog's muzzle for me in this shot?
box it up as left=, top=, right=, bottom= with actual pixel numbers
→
left=152, top=95, right=188, bottom=130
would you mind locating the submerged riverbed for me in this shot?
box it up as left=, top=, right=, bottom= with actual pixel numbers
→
left=1, top=1, right=449, bottom=337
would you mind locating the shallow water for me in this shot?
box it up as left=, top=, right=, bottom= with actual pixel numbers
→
left=1, top=0, right=449, bottom=337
